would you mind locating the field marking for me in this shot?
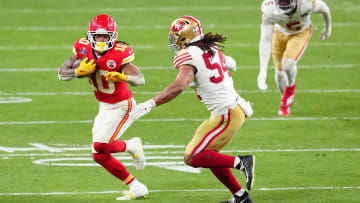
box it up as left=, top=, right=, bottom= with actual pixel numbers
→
left=1, top=22, right=360, bottom=31
left=0, top=186, right=359, bottom=196
left=0, top=6, right=260, bottom=14
left=0, top=97, right=32, bottom=104
left=0, top=116, right=359, bottom=126
left=1, top=148, right=360, bottom=156
left=0, top=5, right=358, bottom=14
left=1, top=143, right=359, bottom=154
left=1, top=42, right=360, bottom=51
left=0, top=89, right=359, bottom=98
left=0, top=64, right=358, bottom=72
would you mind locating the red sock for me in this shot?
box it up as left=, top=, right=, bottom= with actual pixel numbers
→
left=93, top=140, right=126, bottom=154
left=191, top=150, right=235, bottom=168
left=211, top=168, right=242, bottom=194
left=281, top=82, right=296, bottom=108
left=92, top=153, right=133, bottom=183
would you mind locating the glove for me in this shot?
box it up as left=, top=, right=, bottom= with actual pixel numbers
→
left=257, top=70, right=268, bottom=91
left=105, top=71, right=127, bottom=82
left=319, top=28, right=331, bottom=40
left=224, top=55, right=237, bottom=71
left=132, top=99, right=156, bottom=120
left=75, top=58, right=96, bottom=77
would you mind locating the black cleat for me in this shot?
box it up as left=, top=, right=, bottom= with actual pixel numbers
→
left=220, top=190, right=253, bottom=203
left=236, top=155, right=255, bottom=190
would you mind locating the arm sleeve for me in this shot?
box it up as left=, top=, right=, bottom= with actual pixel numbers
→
left=259, top=17, right=274, bottom=73
left=313, top=0, right=332, bottom=36
left=223, top=55, right=237, bottom=71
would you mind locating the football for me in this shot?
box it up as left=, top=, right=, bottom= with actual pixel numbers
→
left=72, top=58, right=84, bottom=69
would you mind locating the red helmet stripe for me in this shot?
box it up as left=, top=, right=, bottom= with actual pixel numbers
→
left=180, top=16, right=202, bottom=34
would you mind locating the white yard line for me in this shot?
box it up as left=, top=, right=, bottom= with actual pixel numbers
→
left=0, top=186, right=359, bottom=196
left=0, top=64, right=357, bottom=72
left=0, top=5, right=359, bottom=14
left=0, top=89, right=359, bottom=97
left=1, top=22, right=360, bottom=31
left=0, top=117, right=359, bottom=126
left=1, top=148, right=359, bottom=156
left=0, top=42, right=359, bottom=51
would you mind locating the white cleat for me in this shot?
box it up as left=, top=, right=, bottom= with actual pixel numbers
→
left=116, top=182, right=149, bottom=200
left=128, top=137, right=145, bottom=170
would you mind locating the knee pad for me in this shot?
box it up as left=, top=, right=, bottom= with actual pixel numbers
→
left=282, top=58, right=297, bottom=85
left=282, top=58, right=296, bottom=72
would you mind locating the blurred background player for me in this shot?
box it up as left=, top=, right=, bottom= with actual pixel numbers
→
left=133, top=16, right=255, bottom=203
left=58, top=14, right=148, bottom=200
left=257, top=0, right=332, bottom=116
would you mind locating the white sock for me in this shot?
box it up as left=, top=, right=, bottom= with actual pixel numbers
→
left=125, top=140, right=136, bottom=154
left=234, top=189, right=245, bottom=197
left=234, top=157, right=240, bottom=168
left=275, top=70, right=288, bottom=96
left=128, top=178, right=139, bottom=188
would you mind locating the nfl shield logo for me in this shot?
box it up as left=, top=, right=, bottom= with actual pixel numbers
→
left=107, top=60, right=117, bottom=69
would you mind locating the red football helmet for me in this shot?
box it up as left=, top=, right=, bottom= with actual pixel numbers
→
left=87, top=14, right=118, bottom=53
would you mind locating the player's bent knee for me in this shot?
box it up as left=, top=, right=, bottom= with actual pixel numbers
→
left=93, top=142, right=109, bottom=154
left=282, top=58, right=296, bottom=71
left=184, top=154, right=193, bottom=166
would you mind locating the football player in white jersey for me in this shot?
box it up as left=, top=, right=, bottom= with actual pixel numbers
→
left=257, top=0, right=332, bottom=116
left=133, top=16, right=255, bottom=203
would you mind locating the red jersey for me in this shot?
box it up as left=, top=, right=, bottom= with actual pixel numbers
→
left=73, top=38, right=134, bottom=104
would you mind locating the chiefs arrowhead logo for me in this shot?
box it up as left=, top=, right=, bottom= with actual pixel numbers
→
left=172, top=22, right=185, bottom=32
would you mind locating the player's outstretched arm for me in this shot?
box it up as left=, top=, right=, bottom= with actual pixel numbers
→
left=153, top=65, right=195, bottom=106
left=105, top=63, right=145, bottom=86
left=258, top=17, right=274, bottom=91
left=223, top=54, right=237, bottom=71
left=58, top=55, right=77, bottom=81
left=132, top=65, right=195, bottom=120
left=316, top=0, right=332, bottom=40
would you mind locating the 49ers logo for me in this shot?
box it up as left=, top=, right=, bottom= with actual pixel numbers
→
left=172, top=22, right=185, bottom=32
left=106, top=60, right=117, bottom=69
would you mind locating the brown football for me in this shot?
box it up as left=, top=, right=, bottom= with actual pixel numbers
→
left=72, top=58, right=84, bottom=69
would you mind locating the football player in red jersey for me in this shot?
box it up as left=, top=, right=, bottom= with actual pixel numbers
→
left=58, top=14, right=148, bottom=200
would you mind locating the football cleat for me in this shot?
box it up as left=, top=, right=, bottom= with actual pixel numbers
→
left=237, top=155, right=255, bottom=190
left=278, top=107, right=291, bottom=116
left=127, top=137, right=146, bottom=170
left=220, top=191, right=253, bottom=203
left=116, top=182, right=148, bottom=200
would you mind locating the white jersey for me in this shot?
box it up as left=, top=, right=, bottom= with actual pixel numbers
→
left=261, top=0, right=322, bottom=35
left=173, top=46, right=249, bottom=116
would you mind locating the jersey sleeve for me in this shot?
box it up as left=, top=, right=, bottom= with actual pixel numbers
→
left=312, top=0, right=322, bottom=12
left=121, top=46, right=135, bottom=65
left=172, top=49, right=195, bottom=69
left=72, top=38, right=90, bottom=58
left=261, top=0, right=275, bottom=20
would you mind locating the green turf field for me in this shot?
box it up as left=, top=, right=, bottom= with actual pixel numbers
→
left=0, top=0, right=359, bottom=202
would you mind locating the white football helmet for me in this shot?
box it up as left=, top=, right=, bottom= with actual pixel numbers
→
left=168, top=16, right=203, bottom=54
left=87, top=14, right=118, bottom=53
left=275, top=0, right=297, bottom=14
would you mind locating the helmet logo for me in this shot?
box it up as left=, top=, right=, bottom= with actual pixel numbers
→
left=106, top=60, right=117, bottom=69
left=172, top=22, right=185, bottom=32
